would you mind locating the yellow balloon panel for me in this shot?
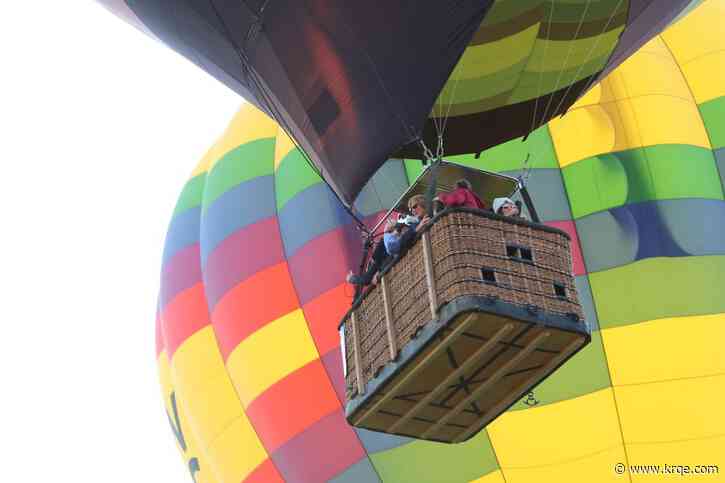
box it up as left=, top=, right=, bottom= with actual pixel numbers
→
left=206, top=415, right=269, bottom=483
left=197, top=104, right=277, bottom=175
left=225, top=308, right=320, bottom=408
left=170, top=325, right=229, bottom=388
left=660, top=0, right=725, bottom=66
left=619, top=95, right=710, bottom=150
left=661, top=1, right=725, bottom=105
left=549, top=105, right=617, bottom=167
left=158, top=351, right=219, bottom=483
left=601, top=313, right=725, bottom=386
left=158, top=351, right=172, bottom=403
left=172, top=373, right=243, bottom=453
left=273, top=128, right=297, bottom=171
left=500, top=446, right=628, bottom=483
left=487, top=389, right=623, bottom=468
left=615, top=42, right=693, bottom=102
left=627, top=435, right=725, bottom=482
left=552, top=25, right=714, bottom=168
left=565, top=36, right=677, bottom=111
left=615, top=374, right=725, bottom=444
left=572, top=82, right=603, bottom=109
left=637, top=33, right=675, bottom=58
left=678, top=51, right=725, bottom=104
left=171, top=329, right=250, bottom=465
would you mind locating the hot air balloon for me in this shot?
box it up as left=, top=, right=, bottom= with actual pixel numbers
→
left=101, top=0, right=698, bottom=211
left=155, top=1, right=725, bottom=481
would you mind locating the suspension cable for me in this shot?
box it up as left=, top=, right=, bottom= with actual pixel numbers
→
left=206, top=0, right=370, bottom=233
left=419, top=139, right=436, bottom=164
left=528, top=1, right=557, bottom=136
left=536, top=0, right=593, bottom=129
left=545, top=0, right=625, bottom=124
left=519, top=152, right=533, bottom=186
left=439, top=65, right=463, bottom=144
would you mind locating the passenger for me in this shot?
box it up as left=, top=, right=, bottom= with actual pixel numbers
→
left=492, top=197, right=526, bottom=219
left=406, top=194, right=432, bottom=233
left=436, top=179, right=486, bottom=210
left=346, top=217, right=414, bottom=287
left=384, top=214, right=418, bottom=257
left=386, top=194, right=431, bottom=256
left=347, top=194, right=440, bottom=288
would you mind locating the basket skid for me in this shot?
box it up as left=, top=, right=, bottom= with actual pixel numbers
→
left=346, top=302, right=589, bottom=443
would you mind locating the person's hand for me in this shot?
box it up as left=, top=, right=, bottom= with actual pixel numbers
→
left=372, top=272, right=380, bottom=285
left=384, top=218, right=396, bottom=233
left=416, top=216, right=431, bottom=231
left=346, top=270, right=354, bottom=283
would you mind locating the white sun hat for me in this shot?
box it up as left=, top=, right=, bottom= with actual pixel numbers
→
left=492, top=197, right=515, bottom=214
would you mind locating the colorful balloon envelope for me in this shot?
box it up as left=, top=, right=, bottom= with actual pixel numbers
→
left=102, top=0, right=698, bottom=208
left=156, top=2, right=725, bottom=481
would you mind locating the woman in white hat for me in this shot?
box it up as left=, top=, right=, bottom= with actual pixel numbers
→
left=492, top=197, right=526, bottom=219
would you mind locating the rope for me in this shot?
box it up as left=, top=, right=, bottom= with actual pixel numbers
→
left=536, top=0, right=593, bottom=128
left=427, top=58, right=463, bottom=163
left=424, top=158, right=442, bottom=218
left=519, top=152, right=533, bottom=186
left=544, top=0, right=625, bottom=124
left=419, top=139, right=436, bottom=164
left=439, top=66, right=463, bottom=144
left=527, top=0, right=557, bottom=136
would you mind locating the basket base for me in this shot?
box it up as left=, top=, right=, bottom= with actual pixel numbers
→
left=346, top=296, right=590, bottom=443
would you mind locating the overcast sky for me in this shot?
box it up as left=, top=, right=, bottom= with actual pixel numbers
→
left=0, top=3, right=241, bottom=481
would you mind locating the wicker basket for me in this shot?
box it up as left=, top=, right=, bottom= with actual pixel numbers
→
left=341, top=208, right=589, bottom=442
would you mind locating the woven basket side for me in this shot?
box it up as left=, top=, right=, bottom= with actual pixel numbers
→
left=344, top=210, right=584, bottom=399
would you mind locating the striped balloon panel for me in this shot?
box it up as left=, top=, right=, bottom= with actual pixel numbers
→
left=425, top=0, right=702, bottom=159
left=157, top=104, right=409, bottom=482
left=157, top=2, right=725, bottom=482
left=487, top=3, right=724, bottom=481
left=435, top=0, right=703, bottom=118
left=436, top=0, right=628, bottom=117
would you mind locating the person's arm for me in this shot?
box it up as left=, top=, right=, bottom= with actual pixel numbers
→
left=471, top=192, right=487, bottom=210
left=416, top=216, right=432, bottom=232
left=438, top=189, right=466, bottom=207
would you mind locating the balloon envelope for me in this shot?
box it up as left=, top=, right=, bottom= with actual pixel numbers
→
left=103, top=0, right=697, bottom=207
left=156, top=3, right=725, bottom=482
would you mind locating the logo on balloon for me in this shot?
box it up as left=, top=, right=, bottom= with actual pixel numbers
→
left=522, top=391, right=539, bottom=407
left=166, top=392, right=201, bottom=483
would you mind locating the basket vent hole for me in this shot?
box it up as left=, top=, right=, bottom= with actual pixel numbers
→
left=481, top=268, right=496, bottom=284
left=507, top=244, right=533, bottom=262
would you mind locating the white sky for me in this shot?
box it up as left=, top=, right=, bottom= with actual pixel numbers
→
left=0, top=3, right=241, bottom=481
